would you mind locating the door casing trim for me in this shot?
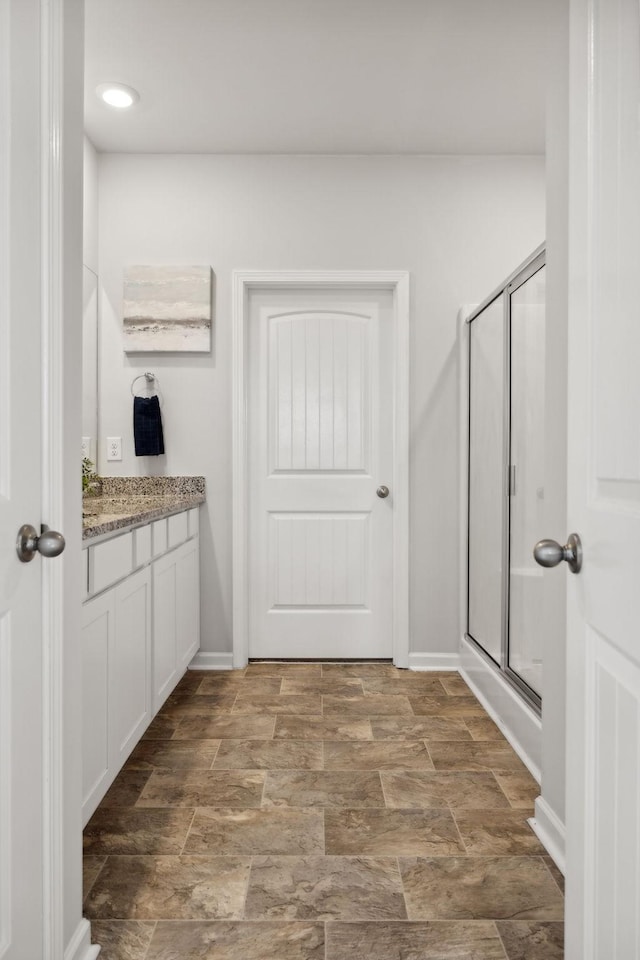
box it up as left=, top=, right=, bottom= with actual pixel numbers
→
left=232, top=270, right=410, bottom=668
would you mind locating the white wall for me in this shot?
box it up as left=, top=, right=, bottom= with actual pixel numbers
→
left=97, top=154, right=545, bottom=656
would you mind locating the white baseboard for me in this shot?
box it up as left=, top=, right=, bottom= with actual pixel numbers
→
left=530, top=796, right=566, bottom=874
left=188, top=650, right=234, bottom=671
left=65, top=919, right=100, bottom=960
left=407, top=652, right=462, bottom=671
left=459, top=637, right=542, bottom=781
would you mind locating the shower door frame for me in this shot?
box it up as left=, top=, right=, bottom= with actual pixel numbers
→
left=465, top=244, right=546, bottom=712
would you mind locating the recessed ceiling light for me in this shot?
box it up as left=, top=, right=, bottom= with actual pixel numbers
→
left=96, top=82, right=139, bottom=109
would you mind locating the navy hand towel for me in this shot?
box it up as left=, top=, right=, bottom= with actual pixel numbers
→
left=133, top=395, right=165, bottom=456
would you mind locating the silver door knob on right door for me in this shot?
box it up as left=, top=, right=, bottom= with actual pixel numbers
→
left=376, top=485, right=390, bottom=499
left=533, top=533, right=582, bottom=574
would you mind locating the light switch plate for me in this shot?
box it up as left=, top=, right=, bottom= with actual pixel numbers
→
left=81, top=437, right=93, bottom=459
left=106, top=437, right=122, bottom=461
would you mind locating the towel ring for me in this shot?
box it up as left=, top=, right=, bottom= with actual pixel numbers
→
left=131, top=372, right=160, bottom=397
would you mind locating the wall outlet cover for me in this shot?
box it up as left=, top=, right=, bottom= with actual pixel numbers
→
left=106, top=437, right=122, bottom=461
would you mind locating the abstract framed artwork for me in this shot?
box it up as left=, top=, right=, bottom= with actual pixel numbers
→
left=123, top=265, right=213, bottom=352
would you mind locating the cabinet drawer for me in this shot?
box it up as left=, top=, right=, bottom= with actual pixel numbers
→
left=90, top=533, right=133, bottom=595
left=152, top=519, right=167, bottom=556
left=134, top=524, right=152, bottom=567
left=168, top=511, right=188, bottom=548
left=188, top=506, right=199, bottom=538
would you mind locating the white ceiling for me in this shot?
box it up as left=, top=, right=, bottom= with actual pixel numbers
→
left=84, top=0, right=548, bottom=155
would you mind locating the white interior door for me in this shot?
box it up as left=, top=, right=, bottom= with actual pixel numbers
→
left=1, top=1, right=45, bottom=955
left=247, top=287, right=394, bottom=659
left=565, top=0, right=640, bottom=955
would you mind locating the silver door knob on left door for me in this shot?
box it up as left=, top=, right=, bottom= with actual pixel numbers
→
left=376, top=486, right=390, bottom=499
left=16, top=524, right=66, bottom=563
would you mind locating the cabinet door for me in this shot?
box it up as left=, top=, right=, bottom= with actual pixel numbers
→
left=152, top=548, right=180, bottom=713
left=177, top=537, right=200, bottom=671
left=113, top=567, right=152, bottom=769
left=81, top=590, right=115, bottom=826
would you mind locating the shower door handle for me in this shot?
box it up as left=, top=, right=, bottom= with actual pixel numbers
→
left=533, top=533, right=582, bottom=574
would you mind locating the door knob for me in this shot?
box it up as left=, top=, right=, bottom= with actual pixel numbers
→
left=533, top=533, right=582, bottom=574
left=16, top=524, right=66, bottom=563
left=376, top=485, right=390, bottom=499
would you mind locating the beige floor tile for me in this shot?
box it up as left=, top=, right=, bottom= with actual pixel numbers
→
left=263, top=770, right=384, bottom=808
left=83, top=855, right=106, bottom=903
left=496, top=921, right=564, bottom=958
left=453, top=810, right=546, bottom=856
left=127, top=739, right=221, bottom=770
left=360, top=677, right=447, bottom=696
left=232, top=695, right=322, bottom=715
left=83, top=807, right=195, bottom=855
left=494, top=772, right=540, bottom=809
left=543, top=856, right=565, bottom=893
left=321, top=663, right=399, bottom=678
left=100, top=769, right=152, bottom=807
left=273, top=716, right=373, bottom=741
left=245, top=662, right=322, bottom=677
left=136, top=769, right=265, bottom=807
left=323, top=694, right=413, bottom=716
left=225, top=678, right=283, bottom=696
left=84, top=855, right=251, bottom=920
left=90, top=920, right=156, bottom=960
left=323, top=740, right=433, bottom=771
left=146, top=921, right=324, bottom=959
left=189, top=671, right=247, bottom=695
left=325, top=807, right=464, bottom=856
left=465, top=718, right=507, bottom=741
left=381, top=771, right=511, bottom=810
left=142, top=716, right=179, bottom=740
left=280, top=678, right=364, bottom=696
left=409, top=696, right=488, bottom=718
left=245, top=855, right=407, bottom=920
left=173, top=716, right=276, bottom=741
left=325, top=920, right=507, bottom=959
left=428, top=741, right=529, bottom=773
left=173, top=671, right=210, bottom=692
left=213, top=739, right=323, bottom=769
left=160, top=695, right=238, bottom=719
left=440, top=677, right=474, bottom=697
left=370, top=716, right=472, bottom=741
left=399, top=856, right=564, bottom=921
left=183, top=806, right=324, bottom=855
left=85, top=661, right=553, bottom=956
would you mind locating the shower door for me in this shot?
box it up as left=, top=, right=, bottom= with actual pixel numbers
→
left=466, top=248, right=546, bottom=708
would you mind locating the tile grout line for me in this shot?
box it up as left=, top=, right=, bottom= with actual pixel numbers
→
left=494, top=920, right=513, bottom=960
left=82, top=855, right=108, bottom=906
left=179, top=807, right=199, bottom=855
left=140, top=919, right=158, bottom=960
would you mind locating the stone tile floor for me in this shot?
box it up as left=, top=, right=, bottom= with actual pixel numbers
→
left=83, top=663, right=565, bottom=959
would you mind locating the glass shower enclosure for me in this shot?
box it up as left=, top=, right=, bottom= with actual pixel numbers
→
left=466, top=246, right=546, bottom=709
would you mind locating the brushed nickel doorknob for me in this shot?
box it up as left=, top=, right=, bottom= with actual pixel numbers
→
left=533, top=533, right=582, bottom=574
left=16, top=524, right=66, bottom=563
left=376, top=485, right=390, bottom=499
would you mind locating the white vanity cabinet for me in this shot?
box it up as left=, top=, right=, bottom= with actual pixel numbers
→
left=153, top=537, right=200, bottom=713
left=81, top=505, right=200, bottom=826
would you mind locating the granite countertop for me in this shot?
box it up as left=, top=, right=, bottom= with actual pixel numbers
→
left=83, top=476, right=205, bottom=541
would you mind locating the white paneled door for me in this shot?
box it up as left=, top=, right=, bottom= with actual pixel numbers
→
left=2, top=1, right=46, bottom=956
left=565, top=0, right=640, bottom=956
left=247, top=287, right=395, bottom=658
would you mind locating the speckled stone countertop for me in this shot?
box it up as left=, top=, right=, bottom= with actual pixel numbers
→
left=82, top=476, right=205, bottom=542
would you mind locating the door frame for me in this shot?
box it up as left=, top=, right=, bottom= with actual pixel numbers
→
left=231, top=270, right=410, bottom=669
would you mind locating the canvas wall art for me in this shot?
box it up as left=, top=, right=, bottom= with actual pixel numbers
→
left=123, top=265, right=212, bottom=352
